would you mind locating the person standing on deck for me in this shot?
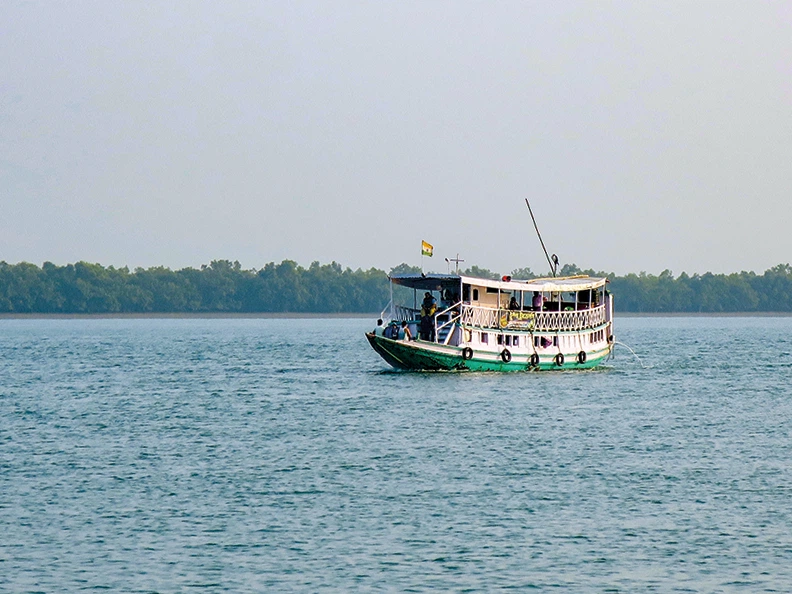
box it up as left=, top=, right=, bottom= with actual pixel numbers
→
left=532, top=291, right=544, bottom=311
left=420, top=292, right=436, bottom=341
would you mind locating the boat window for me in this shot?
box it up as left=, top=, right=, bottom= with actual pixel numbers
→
left=463, top=284, right=470, bottom=301
left=486, top=287, right=499, bottom=294
left=497, top=334, right=503, bottom=345
left=480, top=332, right=488, bottom=344
left=513, top=336, right=519, bottom=347
left=472, top=289, right=479, bottom=301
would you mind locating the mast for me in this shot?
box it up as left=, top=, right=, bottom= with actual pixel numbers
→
left=525, top=199, right=558, bottom=277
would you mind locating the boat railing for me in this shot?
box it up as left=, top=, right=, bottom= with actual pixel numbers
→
left=379, top=299, right=392, bottom=320
left=459, top=304, right=501, bottom=328
left=393, top=304, right=420, bottom=322
left=535, top=304, right=607, bottom=331
left=434, top=301, right=462, bottom=344
left=459, top=303, right=607, bottom=332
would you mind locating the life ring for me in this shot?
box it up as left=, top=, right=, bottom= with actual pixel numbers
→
left=461, top=347, right=473, bottom=360
left=577, top=351, right=587, bottom=364
left=529, top=353, right=540, bottom=367
left=500, top=349, right=512, bottom=363
left=554, top=353, right=565, bottom=367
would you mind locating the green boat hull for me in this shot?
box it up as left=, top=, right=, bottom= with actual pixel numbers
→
left=366, top=333, right=611, bottom=372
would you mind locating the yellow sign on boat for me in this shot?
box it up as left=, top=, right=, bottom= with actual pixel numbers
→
left=502, top=310, right=535, bottom=330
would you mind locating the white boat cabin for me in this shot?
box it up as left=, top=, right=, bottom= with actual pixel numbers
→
left=384, top=273, right=613, bottom=356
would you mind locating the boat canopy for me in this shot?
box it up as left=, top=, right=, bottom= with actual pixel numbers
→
left=389, top=273, right=608, bottom=293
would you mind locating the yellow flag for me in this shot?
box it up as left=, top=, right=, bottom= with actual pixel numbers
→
left=421, top=240, right=433, bottom=257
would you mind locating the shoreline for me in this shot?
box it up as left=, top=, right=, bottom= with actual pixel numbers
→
left=618, top=311, right=792, bottom=318
left=1, top=311, right=792, bottom=320
left=0, top=312, right=378, bottom=320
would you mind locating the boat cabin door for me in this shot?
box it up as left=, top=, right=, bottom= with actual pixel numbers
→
left=462, top=283, right=480, bottom=304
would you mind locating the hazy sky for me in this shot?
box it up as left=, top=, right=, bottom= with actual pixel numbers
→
left=2, top=1, right=791, bottom=275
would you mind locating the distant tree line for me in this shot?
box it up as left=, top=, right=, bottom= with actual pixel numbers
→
left=1, top=259, right=792, bottom=314
left=559, top=263, right=792, bottom=313
left=0, top=260, right=387, bottom=314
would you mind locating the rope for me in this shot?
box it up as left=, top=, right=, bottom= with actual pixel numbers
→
left=613, top=340, right=651, bottom=369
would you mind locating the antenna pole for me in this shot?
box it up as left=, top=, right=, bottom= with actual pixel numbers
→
left=525, top=199, right=557, bottom=277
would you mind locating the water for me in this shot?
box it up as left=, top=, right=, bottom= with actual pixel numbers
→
left=2, top=316, right=792, bottom=592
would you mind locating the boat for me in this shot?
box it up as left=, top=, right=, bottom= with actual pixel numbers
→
left=366, top=272, right=614, bottom=371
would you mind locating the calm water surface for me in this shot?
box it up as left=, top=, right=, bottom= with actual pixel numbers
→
left=2, top=317, right=792, bottom=592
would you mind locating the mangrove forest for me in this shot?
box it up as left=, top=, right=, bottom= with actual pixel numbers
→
left=1, top=259, right=792, bottom=314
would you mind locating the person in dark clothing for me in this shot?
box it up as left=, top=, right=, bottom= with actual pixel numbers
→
left=420, top=292, right=437, bottom=341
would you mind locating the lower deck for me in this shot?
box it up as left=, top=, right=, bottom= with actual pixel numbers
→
left=366, top=330, right=613, bottom=372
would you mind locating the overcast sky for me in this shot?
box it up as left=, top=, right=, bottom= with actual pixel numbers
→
left=2, top=1, right=790, bottom=276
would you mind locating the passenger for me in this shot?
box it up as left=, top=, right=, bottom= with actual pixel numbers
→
left=452, top=292, right=461, bottom=311
left=420, top=315, right=433, bottom=341
left=420, top=292, right=437, bottom=341
left=385, top=321, right=400, bottom=339
left=421, top=292, right=437, bottom=317
left=532, top=291, right=543, bottom=311
left=374, top=318, right=385, bottom=336
left=509, top=296, right=519, bottom=310
left=401, top=320, right=413, bottom=341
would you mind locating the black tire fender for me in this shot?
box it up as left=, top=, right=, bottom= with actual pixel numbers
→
left=577, top=351, right=587, bottom=364
left=529, top=353, right=540, bottom=367
left=554, top=353, right=565, bottom=367
left=500, top=349, right=512, bottom=363
left=461, top=347, right=473, bottom=360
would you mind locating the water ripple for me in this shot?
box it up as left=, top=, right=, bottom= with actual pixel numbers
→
left=1, top=317, right=792, bottom=591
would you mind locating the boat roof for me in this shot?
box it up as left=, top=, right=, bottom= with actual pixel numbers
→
left=389, top=273, right=608, bottom=293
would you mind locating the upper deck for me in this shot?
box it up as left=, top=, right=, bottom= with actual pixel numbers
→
left=390, top=273, right=608, bottom=294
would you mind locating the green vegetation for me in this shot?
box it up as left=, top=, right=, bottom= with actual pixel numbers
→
left=555, top=263, right=792, bottom=313
left=1, top=260, right=791, bottom=314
